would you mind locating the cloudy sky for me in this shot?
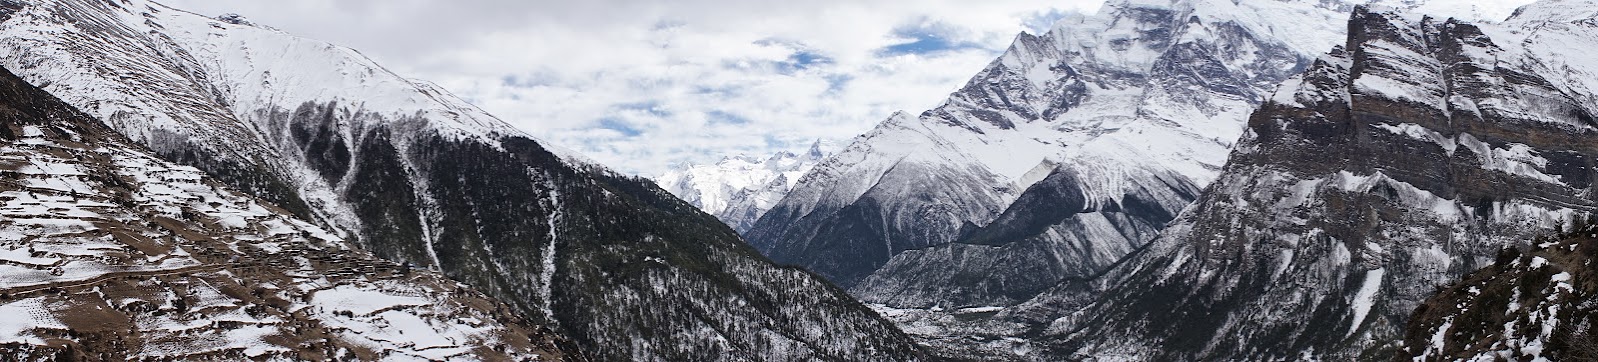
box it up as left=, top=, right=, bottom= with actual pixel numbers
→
left=156, top=0, right=1534, bottom=176
left=159, top=0, right=1103, bottom=176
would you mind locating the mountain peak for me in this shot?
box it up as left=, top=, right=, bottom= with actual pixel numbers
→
left=657, top=144, right=837, bottom=233
left=1018, top=3, right=1598, bottom=358
left=1506, top=0, right=1598, bottom=24
left=0, top=0, right=926, bottom=359
left=748, top=0, right=1356, bottom=324
left=806, top=138, right=836, bottom=158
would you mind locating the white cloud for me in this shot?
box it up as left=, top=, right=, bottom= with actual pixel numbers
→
left=158, top=0, right=1104, bottom=175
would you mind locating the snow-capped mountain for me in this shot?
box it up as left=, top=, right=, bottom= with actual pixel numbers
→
left=747, top=0, right=1358, bottom=309
left=0, top=0, right=924, bottom=360
left=657, top=140, right=833, bottom=233
left=1011, top=2, right=1598, bottom=359
left=0, top=65, right=579, bottom=360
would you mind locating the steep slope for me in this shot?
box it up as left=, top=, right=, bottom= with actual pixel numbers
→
left=0, top=65, right=578, bottom=360
left=1403, top=224, right=1598, bottom=361
left=656, top=140, right=833, bottom=234
left=1022, top=3, right=1598, bottom=359
left=748, top=0, right=1356, bottom=308
left=0, top=0, right=924, bottom=360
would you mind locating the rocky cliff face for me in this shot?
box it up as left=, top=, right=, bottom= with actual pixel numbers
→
left=1015, top=3, right=1598, bottom=359
left=747, top=0, right=1356, bottom=310
left=1403, top=224, right=1598, bottom=361
left=0, top=64, right=580, bottom=360
left=657, top=140, right=833, bottom=234
left=0, top=0, right=924, bottom=360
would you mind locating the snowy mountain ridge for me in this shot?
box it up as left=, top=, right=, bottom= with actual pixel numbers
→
left=0, top=0, right=927, bottom=360
left=740, top=0, right=1554, bottom=357
left=1000, top=1, right=1598, bottom=359
left=748, top=0, right=1359, bottom=309
left=0, top=63, right=579, bottom=360
left=0, top=0, right=596, bottom=241
left=656, top=140, right=834, bottom=233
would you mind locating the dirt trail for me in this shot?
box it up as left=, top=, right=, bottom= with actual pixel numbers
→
left=0, top=263, right=224, bottom=297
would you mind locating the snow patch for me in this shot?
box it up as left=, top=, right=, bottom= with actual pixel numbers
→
left=1347, top=268, right=1386, bottom=337
left=311, top=285, right=430, bottom=316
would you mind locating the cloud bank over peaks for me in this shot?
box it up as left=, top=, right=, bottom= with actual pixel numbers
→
left=160, top=0, right=1102, bottom=175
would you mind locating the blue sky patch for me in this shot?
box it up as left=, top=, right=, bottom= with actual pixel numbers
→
left=877, top=22, right=985, bottom=57
left=706, top=110, right=751, bottom=125
left=1022, top=9, right=1073, bottom=35
left=597, top=117, right=643, bottom=137
left=753, top=38, right=834, bottom=74
left=651, top=19, right=686, bottom=31
left=615, top=100, right=670, bottom=118
left=823, top=74, right=852, bottom=93
left=774, top=49, right=832, bottom=74
left=500, top=71, right=559, bottom=88
left=762, top=134, right=790, bottom=149
left=691, top=84, right=743, bottom=98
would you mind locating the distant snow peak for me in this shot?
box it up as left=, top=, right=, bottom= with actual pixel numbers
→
left=1375, top=0, right=1538, bottom=22
left=657, top=139, right=835, bottom=233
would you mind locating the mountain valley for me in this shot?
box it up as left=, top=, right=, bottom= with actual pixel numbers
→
left=0, top=0, right=1593, bottom=360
